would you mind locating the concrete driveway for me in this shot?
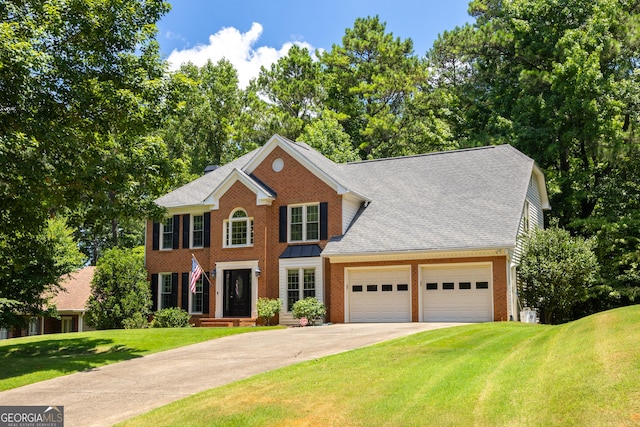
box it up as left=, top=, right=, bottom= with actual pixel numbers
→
left=0, top=322, right=464, bottom=426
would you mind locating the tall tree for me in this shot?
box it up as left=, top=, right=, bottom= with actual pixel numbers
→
left=162, top=59, right=243, bottom=180
left=0, top=0, right=171, bottom=326
left=255, top=45, right=322, bottom=140
left=321, top=16, right=428, bottom=158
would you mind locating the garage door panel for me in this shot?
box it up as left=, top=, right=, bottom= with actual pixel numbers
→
left=348, top=268, right=411, bottom=323
left=422, top=265, right=493, bottom=322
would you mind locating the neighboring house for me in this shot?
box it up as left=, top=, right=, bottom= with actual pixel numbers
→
left=145, top=134, right=549, bottom=325
left=2, top=267, right=95, bottom=339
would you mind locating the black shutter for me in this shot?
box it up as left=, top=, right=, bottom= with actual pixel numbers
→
left=182, top=214, right=190, bottom=249
left=152, top=222, right=160, bottom=250
left=151, top=274, right=158, bottom=311
left=181, top=272, right=189, bottom=311
left=203, top=277, right=210, bottom=314
left=320, top=202, right=328, bottom=240
left=171, top=273, right=179, bottom=307
left=203, top=212, right=211, bottom=248
left=172, top=215, right=180, bottom=249
left=279, top=205, right=287, bottom=242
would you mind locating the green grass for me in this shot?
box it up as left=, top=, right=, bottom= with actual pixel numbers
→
left=120, top=306, right=640, bottom=427
left=0, top=326, right=280, bottom=391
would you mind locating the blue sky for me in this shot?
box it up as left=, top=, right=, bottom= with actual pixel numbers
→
left=157, top=1, right=473, bottom=86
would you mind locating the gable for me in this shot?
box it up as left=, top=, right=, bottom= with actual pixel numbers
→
left=203, top=168, right=275, bottom=210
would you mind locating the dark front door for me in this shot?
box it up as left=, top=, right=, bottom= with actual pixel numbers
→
left=223, top=269, right=252, bottom=317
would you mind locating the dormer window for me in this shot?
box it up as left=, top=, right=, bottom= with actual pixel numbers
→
left=224, top=209, right=254, bottom=247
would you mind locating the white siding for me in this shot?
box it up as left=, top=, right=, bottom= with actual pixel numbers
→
left=342, top=196, right=362, bottom=234
left=278, top=257, right=324, bottom=326
left=513, top=174, right=545, bottom=264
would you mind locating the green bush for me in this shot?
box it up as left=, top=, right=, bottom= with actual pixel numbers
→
left=152, top=307, right=192, bottom=328
left=123, top=312, right=150, bottom=329
left=257, top=298, right=281, bottom=325
left=292, top=297, right=326, bottom=326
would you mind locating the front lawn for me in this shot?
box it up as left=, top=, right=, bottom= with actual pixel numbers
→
left=120, top=306, right=640, bottom=426
left=0, top=327, right=279, bottom=391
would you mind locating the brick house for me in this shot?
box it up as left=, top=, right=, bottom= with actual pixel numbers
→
left=145, top=134, right=549, bottom=325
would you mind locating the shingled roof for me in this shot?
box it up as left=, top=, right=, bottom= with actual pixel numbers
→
left=154, top=135, right=547, bottom=256
left=323, top=145, right=542, bottom=256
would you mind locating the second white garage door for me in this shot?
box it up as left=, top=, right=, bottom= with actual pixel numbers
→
left=421, top=264, right=493, bottom=322
left=347, top=267, right=411, bottom=322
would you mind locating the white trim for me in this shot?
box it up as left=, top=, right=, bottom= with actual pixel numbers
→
left=532, top=164, right=551, bottom=210
left=188, top=274, right=205, bottom=315
left=222, top=208, right=254, bottom=248
left=158, top=272, right=173, bottom=310
left=325, top=248, right=510, bottom=263
left=344, top=265, right=412, bottom=323
left=159, top=217, right=174, bottom=251
left=288, top=203, right=320, bottom=243
left=203, top=168, right=275, bottom=209
left=190, top=213, right=206, bottom=249
left=214, top=260, right=259, bottom=319
left=278, top=257, right=324, bottom=325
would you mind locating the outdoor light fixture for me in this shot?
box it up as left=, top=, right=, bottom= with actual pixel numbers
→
left=255, top=267, right=261, bottom=278
left=211, top=269, right=216, bottom=278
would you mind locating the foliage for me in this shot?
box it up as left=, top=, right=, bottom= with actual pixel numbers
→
left=0, top=217, right=85, bottom=329
left=0, top=0, right=172, bottom=321
left=518, top=224, right=600, bottom=324
left=123, top=312, right=150, bottom=329
left=152, top=307, right=192, bottom=328
left=256, top=298, right=281, bottom=326
left=86, top=247, right=152, bottom=329
left=291, top=297, right=326, bottom=326
left=298, top=112, right=360, bottom=163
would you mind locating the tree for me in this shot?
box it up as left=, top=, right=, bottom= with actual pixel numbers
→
left=518, top=224, right=600, bottom=324
left=0, top=0, right=171, bottom=325
left=86, top=246, right=152, bottom=329
left=299, top=112, right=360, bottom=163
left=321, top=16, right=428, bottom=158
left=162, top=59, right=243, bottom=180
left=0, top=217, right=85, bottom=329
left=255, top=45, right=323, bottom=140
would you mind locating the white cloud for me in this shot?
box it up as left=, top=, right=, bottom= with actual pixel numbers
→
left=166, top=22, right=315, bottom=88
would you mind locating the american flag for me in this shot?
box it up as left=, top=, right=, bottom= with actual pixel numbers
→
left=189, top=256, right=204, bottom=293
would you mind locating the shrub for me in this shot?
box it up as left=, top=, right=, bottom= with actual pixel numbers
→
left=292, top=297, right=326, bottom=326
left=123, top=312, right=150, bottom=329
left=257, top=298, right=281, bottom=326
left=152, top=307, right=192, bottom=328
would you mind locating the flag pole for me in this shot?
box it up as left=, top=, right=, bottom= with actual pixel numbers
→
left=192, top=254, right=213, bottom=286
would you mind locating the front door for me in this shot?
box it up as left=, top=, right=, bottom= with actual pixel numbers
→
left=223, top=269, right=252, bottom=317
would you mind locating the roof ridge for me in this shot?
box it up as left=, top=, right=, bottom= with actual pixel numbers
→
left=346, top=145, right=499, bottom=165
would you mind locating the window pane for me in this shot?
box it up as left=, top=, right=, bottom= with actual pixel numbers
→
left=290, top=207, right=303, bottom=241
left=306, top=205, right=319, bottom=240
left=287, top=270, right=300, bottom=311
left=192, top=215, right=204, bottom=247
left=191, top=276, right=204, bottom=313
left=161, top=274, right=173, bottom=309
left=162, top=218, right=173, bottom=249
left=231, top=220, right=247, bottom=245
left=303, top=269, right=315, bottom=298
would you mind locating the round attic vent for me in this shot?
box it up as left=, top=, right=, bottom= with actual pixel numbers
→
left=272, top=158, right=284, bottom=172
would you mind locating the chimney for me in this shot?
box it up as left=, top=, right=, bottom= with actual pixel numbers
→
left=204, top=165, right=219, bottom=174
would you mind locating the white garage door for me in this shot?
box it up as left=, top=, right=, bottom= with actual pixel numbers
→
left=348, top=268, right=411, bottom=322
left=422, top=264, right=493, bottom=322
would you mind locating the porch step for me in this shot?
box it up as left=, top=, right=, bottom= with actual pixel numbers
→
left=199, top=318, right=257, bottom=327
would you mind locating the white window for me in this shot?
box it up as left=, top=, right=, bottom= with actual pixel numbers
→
left=190, top=275, right=204, bottom=314
left=192, top=214, right=204, bottom=248
left=159, top=273, right=173, bottom=309
left=289, top=204, right=319, bottom=242
left=61, top=317, right=73, bottom=333
left=161, top=217, right=173, bottom=250
left=224, top=209, right=253, bottom=247
left=287, top=268, right=316, bottom=311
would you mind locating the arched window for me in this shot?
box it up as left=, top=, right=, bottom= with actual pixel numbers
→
left=224, top=209, right=254, bottom=247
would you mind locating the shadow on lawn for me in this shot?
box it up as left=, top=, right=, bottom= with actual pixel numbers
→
left=0, top=337, right=143, bottom=381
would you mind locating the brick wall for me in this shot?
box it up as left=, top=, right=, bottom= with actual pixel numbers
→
left=326, top=255, right=509, bottom=323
